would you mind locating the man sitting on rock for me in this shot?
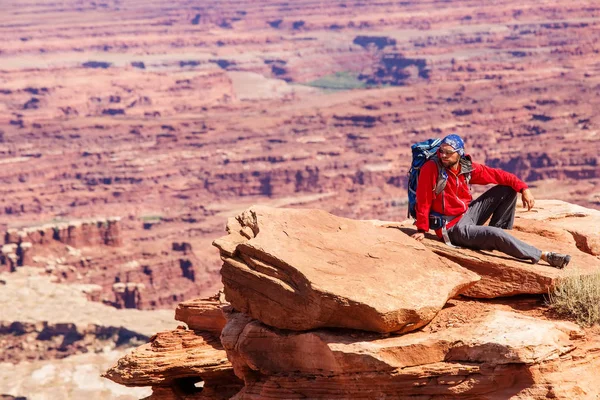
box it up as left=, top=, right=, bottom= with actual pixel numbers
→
left=410, top=134, right=571, bottom=269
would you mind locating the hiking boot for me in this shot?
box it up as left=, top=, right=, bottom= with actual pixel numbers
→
left=546, top=252, right=571, bottom=269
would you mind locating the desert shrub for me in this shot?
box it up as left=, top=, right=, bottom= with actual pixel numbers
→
left=547, top=273, right=600, bottom=326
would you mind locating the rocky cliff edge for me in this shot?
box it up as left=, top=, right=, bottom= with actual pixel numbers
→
left=105, top=200, right=600, bottom=399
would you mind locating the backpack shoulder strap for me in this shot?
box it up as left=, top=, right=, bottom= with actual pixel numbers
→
left=432, top=157, right=447, bottom=195
left=459, top=156, right=473, bottom=185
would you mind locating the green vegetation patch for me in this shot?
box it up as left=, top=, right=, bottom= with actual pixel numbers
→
left=304, top=71, right=369, bottom=91
left=141, top=215, right=162, bottom=222
left=547, top=273, right=600, bottom=326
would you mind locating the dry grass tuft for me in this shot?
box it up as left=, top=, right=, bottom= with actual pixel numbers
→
left=547, top=273, right=600, bottom=327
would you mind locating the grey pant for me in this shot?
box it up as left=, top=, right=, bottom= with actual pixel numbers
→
left=448, top=185, right=542, bottom=263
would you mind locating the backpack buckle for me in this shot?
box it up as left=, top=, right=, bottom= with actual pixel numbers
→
left=428, top=212, right=446, bottom=230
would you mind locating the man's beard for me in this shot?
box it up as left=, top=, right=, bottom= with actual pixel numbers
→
left=441, top=158, right=460, bottom=170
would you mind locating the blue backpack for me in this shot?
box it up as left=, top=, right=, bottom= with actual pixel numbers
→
left=407, top=138, right=447, bottom=220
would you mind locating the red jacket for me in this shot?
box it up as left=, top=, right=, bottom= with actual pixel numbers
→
left=415, top=157, right=528, bottom=236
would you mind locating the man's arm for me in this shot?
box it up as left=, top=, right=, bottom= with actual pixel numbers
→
left=470, top=162, right=534, bottom=210
left=469, top=162, right=528, bottom=191
left=411, top=161, right=437, bottom=241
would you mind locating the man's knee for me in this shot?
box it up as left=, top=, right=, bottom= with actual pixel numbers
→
left=491, top=186, right=518, bottom=211
left=493, top=185, right=517, bottom=199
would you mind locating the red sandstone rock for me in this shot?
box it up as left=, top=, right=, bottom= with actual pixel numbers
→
left=222, top=309, right=581, bottom=375
left=515, top=200, right=600, bottom=256
left=412, top=226, right=600, bottom=298
left=222, top=308, right=597, bottom=399
left=103, top=204, right=600, bottom=399
left=104, top=294, right=242, bottom=399
left=214, top=206, right=480, bottom=333
left=174, top=293, right=228, bottom=335
left=103, top=327, right=240, bottom=389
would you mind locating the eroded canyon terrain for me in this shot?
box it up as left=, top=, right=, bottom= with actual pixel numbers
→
left=1, top=0, right=600, bottom=398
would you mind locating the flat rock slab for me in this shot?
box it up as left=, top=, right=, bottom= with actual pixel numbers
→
left=213, top=206, right=480, bottom=334
left=221, top=309, right=586, bottom=399
left=515, top=199, right=600, bottom=256
left=416, top=226, right=600, bottom=298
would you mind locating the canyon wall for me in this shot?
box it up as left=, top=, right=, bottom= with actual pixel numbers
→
left=1, top=0, right=599, bottom=314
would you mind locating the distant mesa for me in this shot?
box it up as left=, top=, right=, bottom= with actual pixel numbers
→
left=82, top=61, right=112, bottom=69
left=292, top=20, right=305, bottom=30
left=131, top=61, right=146, bottom=69
left=1, top=217, right=122, bottom=272
left=353, top=35, right=397, bottom=50
left=191, top=13, right=201, bottom=25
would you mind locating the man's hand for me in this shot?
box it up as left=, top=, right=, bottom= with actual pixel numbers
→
left=521, top=188, right=535, bottom=211
left=411, top=232, right=425, bottom=242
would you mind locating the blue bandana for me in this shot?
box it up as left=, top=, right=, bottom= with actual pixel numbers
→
left=441, top=134, right=465, bottom=156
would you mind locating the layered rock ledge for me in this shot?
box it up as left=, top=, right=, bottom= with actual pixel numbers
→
left=104, top=295, right=242, bottom=400
left=222, top=307, right=600, bottom=399
left=105, top=203, right=600, bottom=399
